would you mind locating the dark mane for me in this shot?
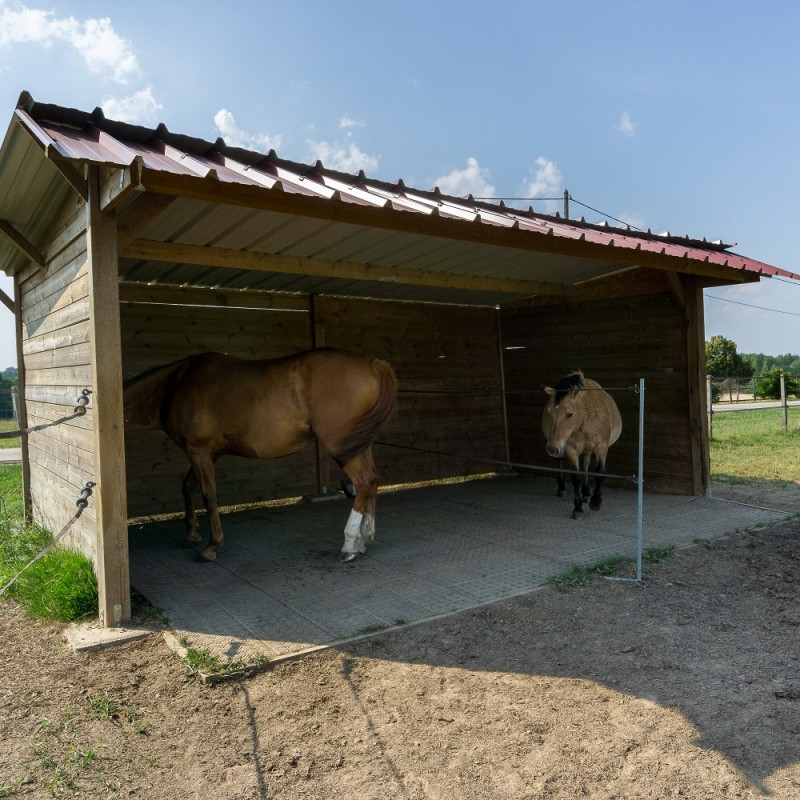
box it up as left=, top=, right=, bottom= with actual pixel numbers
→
left=554, top=371, right=584, bottom=404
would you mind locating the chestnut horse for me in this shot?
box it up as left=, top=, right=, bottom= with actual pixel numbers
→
left=542, top=371, right=622, bottom=519
left=124, top=348, right=397, bottom=561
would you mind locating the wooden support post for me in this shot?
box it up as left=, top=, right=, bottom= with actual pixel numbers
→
left=496, top=308, right=511, bottom=467
left=13, top=277, right=31, bottom=523
left=86, top=166, right=130, bottom=626
left=685, top=276, right=710, bottom=495
left=310, top=295, right=332, bottom=495
left=706, top=376, right=714, bottom=441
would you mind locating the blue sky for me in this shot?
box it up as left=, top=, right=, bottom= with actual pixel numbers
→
left=1, top=0, right=799, bottom=369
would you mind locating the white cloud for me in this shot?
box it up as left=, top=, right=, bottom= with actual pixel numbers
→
left=307, top=139, right=379, bottom=173
left=521, top=156, right=562, bottom=199
left=618, top=111, right=636, bottom=136
left=433, top=157, right=495, bottom=198
left=0, top=5, right=139, bottom=83
left=102, top=87, right=161, bottom=124
left=339, top=116, right=363, bottom=129
left=214, top=109, right=282, bottom=152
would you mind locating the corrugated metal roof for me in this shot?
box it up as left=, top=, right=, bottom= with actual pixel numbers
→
left=1, top=91, right=797, bottom=306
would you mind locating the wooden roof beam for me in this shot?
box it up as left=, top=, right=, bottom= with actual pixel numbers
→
left=116, top=192, right=179, bottom=249
left=0, top=219, right=44, bottom=270
left=134, top=169, right=760, bottom=285
left=119, top=238, right=576, bottom=298
left=0, top=285, right=13, bottom=313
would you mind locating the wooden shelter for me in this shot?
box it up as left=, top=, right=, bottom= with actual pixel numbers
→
left=1, top=92, right=797, bottom=626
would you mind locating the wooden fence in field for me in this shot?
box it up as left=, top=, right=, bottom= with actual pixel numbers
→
left=707, top=373, right=798, bottom=436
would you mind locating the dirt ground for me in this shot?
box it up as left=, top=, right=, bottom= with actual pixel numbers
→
left=2, top=480, right=799, bottom=799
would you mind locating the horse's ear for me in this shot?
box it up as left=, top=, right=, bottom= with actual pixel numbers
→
left=544, top=386, right=555, bottom=396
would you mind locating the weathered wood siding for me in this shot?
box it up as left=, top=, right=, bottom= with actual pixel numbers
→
left=501, top=273, right=696, bottom=494
left=121, top=285, right=317, bottom=517
left=312, top=296, right=507, bottom=486
left=17, top=199, right=97, bottom=559
left=121, top=288, right=507, bottom=516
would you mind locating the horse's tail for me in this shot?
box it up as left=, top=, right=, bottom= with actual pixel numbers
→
left=334, top=358, right=398, bottom=466
left=122, top=357, right=195, bottom=431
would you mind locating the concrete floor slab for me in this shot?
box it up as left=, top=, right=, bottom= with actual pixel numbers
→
left=128, top=476, right=792, bottom=666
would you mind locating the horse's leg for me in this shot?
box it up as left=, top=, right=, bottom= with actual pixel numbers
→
left=580, top=453, right=592, bottom=503
left=340, top=447, right=379, bottom=562
left=181, top=466, right=203, bottom=543
left=564, top=453, right=583, bottom=519
left=589, top=445, right=609, bottom=511
left=185, top=447, right=224, bottom=561
left=555, top=459, right=566, bottom=496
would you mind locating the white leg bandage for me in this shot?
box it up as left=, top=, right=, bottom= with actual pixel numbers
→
left=343, top=509, right=365, bottom=553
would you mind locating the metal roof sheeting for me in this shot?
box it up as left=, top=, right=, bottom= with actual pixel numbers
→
left=1, top=91, right=798, bottom=305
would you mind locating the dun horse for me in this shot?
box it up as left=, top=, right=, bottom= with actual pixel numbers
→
left=124, top=348, right=397, bottom=561
left=542, top=371, right=622, bottom=519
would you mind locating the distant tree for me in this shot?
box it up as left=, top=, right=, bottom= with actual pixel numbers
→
left=705, top=335, right=754, bottom=379
left=0, top=374, right=14, bottom=419
left=755, top=369, right=800, bottom=400
left=1, top=367, right=17, bottom=386
left=740, top=353, right=800, bottom=376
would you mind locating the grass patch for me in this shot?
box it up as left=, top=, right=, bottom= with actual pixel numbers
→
left=0, top=418, right=20, bottom=449
left=0, top=464, right=24, bottom=525
left=3, top=543, right=98, bottom=621
left=1, top=464, right=98, bottom=622
left=552, top=546, right=676, bottom=591
left=88, top=696, right=147, bottom=732
left=178, top=643, right=269, bottom=682
left=710, top=409, right=800, bottom=483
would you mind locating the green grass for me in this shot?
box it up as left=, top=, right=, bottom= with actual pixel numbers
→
left=178, top=643, right=269, bottom=682
left=710, top=408, right=800, bottom=483
left=552, top=546, right=676, bottom=591
left=0, top=418, right=20, bottom=448
left=0, top=464, right=24, bottom=523
left=1, top=464, right=98, bottom=622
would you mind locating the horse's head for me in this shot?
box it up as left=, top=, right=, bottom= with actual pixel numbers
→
left=542, top=372, right=585, bottom=459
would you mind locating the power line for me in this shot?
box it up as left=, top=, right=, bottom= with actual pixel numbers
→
left=705, top=293, right=800, bottom=316
left=472, top=193, right=644, bottom=230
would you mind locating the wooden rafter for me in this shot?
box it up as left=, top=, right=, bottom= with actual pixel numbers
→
left=47, top=156, right=88, bottom=202
left=0, top=285, right=13, bottom=313
left=116, top=193, right=179, bottom=248
left=119, top=238, right=576, bottom=297
left=0, top=219, right=44, bottom=269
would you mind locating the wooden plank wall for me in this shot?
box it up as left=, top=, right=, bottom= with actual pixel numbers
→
left=121, top=287, right=507, bottom=516
left=313, top=296, right=507, bottom=486
left=501, top=273, right=696, bottom=494
left=17, top=200, right=98, bottom=559
left=121, top=285, right=317, bottom=517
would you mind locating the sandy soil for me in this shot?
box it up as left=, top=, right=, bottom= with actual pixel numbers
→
left=1, top=480, right=798, bottom=799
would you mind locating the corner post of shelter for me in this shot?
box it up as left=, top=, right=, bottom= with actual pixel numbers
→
left=684, top=275, right=710, bottom=495
left=86, top=165, right=131, bottom=626
left=13, top=276, right=31, bottom=522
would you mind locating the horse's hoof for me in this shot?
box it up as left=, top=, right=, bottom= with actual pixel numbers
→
left=340, top=551, right=359, bottom=563
left=187, top=531, right=202, bottom=542
left=589, top=498, right=602, bottom=511
left=199, top=548, right=217, bottom=561
left=571, top=510, right=584, bottom=520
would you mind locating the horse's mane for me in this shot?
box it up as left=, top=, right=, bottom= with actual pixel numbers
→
left=553, top=371, right=585, bottom=405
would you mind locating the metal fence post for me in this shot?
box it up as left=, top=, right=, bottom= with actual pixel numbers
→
left=781, top=373, right=788, bottom=432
